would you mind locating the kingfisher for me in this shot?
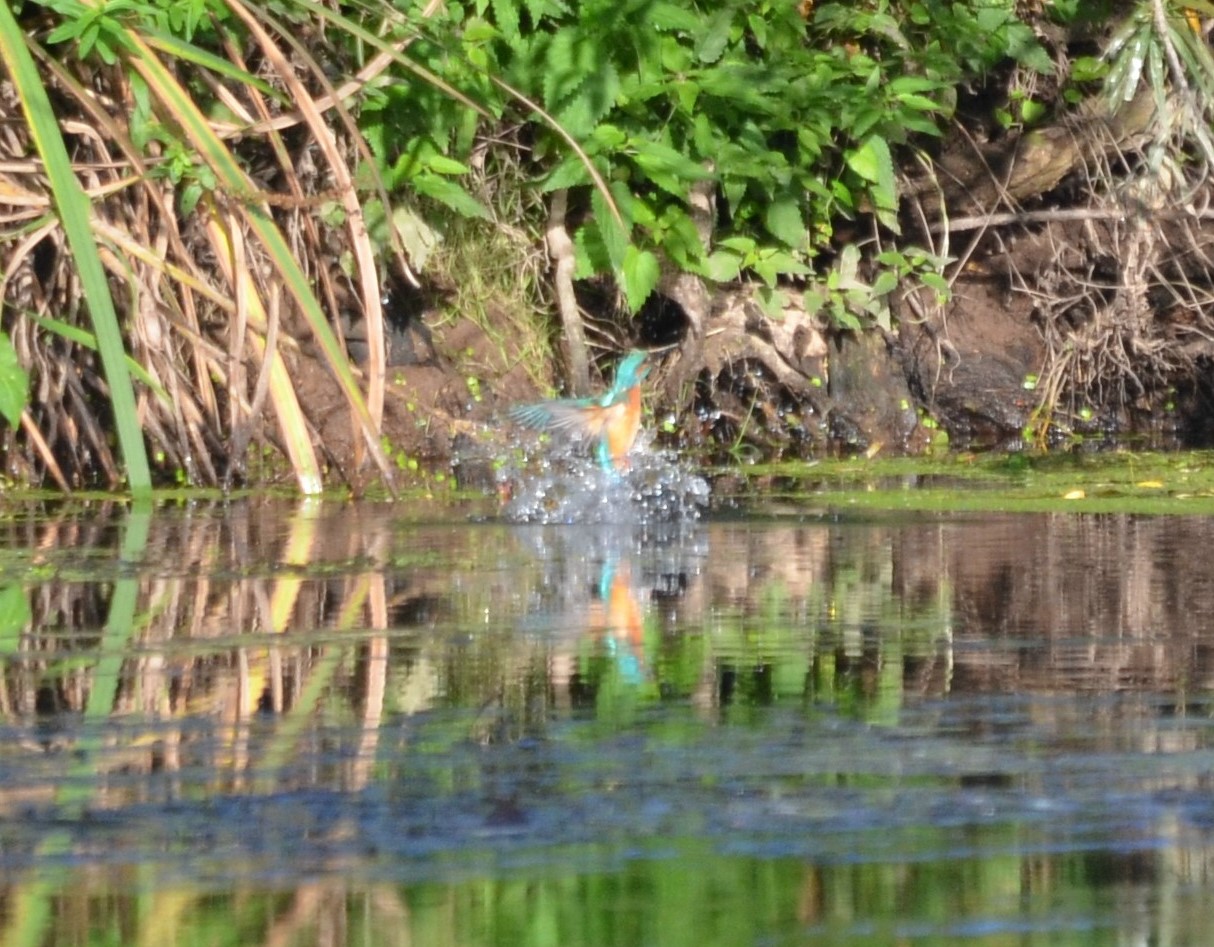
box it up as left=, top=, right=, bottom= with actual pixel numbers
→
left=509, top=350, right=650, bottom=473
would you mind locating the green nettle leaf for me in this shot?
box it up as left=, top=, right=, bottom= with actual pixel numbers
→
left=920, top=272, right=952, bottom=296
left=523, top=0, right=564, bottom=25
left=592, top=187, right=630, bottom=270
left=1019, top=99, right=1048, bottom=124
left=411, top=174, right=491, bottom=220
left=591, top=123, right=628, bottom=150
left=748, top=13, right=767, bottom=49
left=621, top=245, right=661, bottom=313
left=657, top=206, right=705, bottom=269
left=803, top=286, right=826, bottom=317
left=573, top=220, right=612, bottom=279
left=426, top=155, right=471, bottom=175
left=629, top=138, right=711, bottom=198
left=871, top=270, right=899, bottom=296
left=649, top=2, right=702, bottom=32
left=674, top=79, right=700, bottom=113
left=611, top=180, right=649, bottom=229
left=847, top=135, right=899, bottom=232
left=696, top=9, right=733, bottom=64
left=491, top=0, right=520, bottom=40
left=717, top=235, right=757, bottom=254
left=543, top=27, right=603, bottom=112
left=692, top=112, right=715, bottom=155
left=539, top=156, right=592, bottom=191
left=764, top=195, right=805, bottom=248
left=897, top=92, right=944, bottom=112
left=753, top=249, right=810, bottom=286
left=887, top=75, right=946, bottom=96
left=0, top=332, right=27, bottom=428
left=704, top=249, right=743, bottom=283
left=833, top=308, right=863, bottom=331
left=722, top=178, right=746, bottom=216
left=558, top=86, right=604, bottom=138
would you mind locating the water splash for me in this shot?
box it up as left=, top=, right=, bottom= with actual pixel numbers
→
left=497, top=438, right=709, bottom=525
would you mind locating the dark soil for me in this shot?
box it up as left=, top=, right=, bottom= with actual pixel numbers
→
left=297, top=265, right=1195, bottom=491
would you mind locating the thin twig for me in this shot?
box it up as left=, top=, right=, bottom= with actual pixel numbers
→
left=932, top=204, right=1214, bottom=233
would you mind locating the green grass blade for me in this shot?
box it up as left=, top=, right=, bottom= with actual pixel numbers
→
left=0, top=11, right=152, bottom=494
left=142, top=28, right=284, bottom=101
left=25, top=312, right=171, bottom=405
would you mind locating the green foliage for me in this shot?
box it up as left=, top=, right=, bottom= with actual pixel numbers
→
left=41, top=0, right=229, bottom=57
left=803, top=243, right=951, bottom=332
left=33, top=0, right=1051, bottom=340
left=1097, top=2, right=1214, bottom=173
left=43, top=0, right=137, bottom=63
left=0, top=334, right=28, bottom=429
left=362, top=0, right=1048, bottom=316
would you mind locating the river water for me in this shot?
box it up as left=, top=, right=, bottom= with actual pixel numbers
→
left=2, top=492, right=1213, bottom=945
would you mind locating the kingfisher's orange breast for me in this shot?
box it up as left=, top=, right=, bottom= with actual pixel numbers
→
left=603, top=386, right=643, bottom=469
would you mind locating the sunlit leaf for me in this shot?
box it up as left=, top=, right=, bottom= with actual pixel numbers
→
left=704, top=250, right=742, bottom=283
left=621, top=245, right=660, bottom=313
left=593, top=186, right=629, bottom=270
left=0, top=332, right=28, bottom=428
left=765, top=196, right=804, bottom=248
left=412, top=173, right=491, bottom=219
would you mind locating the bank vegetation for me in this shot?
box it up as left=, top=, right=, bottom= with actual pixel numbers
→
left=2, top=0, right=1213, bottom=491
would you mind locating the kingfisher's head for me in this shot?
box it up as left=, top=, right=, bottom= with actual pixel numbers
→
left=611, top=350, right=649, bottom=392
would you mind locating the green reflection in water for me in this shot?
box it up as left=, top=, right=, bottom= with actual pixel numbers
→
left=5, top=844, right=1208, bottom=946
left=0, top=499, right=1210, bottom=945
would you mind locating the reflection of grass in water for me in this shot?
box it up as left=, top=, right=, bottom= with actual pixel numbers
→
left=701, top=554, right=952, bottom=726
left=6, top=503, right=1214, bottom=943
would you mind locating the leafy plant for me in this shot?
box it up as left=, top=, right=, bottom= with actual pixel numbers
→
left=804, top=244, right=953, bottom=332
left=362, top=0, right=1049, bottom=327
left=0, top=0, right=1058, bottom=489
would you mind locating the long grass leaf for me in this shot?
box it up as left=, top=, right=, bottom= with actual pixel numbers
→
left=142, top=28, right=284, bottom=100
left=26, top=312, right=170, bottom=403
left=0, top=8, right=152, bottom=493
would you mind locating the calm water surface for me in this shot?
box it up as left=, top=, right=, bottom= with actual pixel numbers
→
left=1, top=497, right=1214, bottom=945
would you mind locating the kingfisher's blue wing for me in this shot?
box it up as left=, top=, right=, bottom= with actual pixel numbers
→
left=509, top=398, right=607, bottom=438
left=511, top=350, right=649, bottom=450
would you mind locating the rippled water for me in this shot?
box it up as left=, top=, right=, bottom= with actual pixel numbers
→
left=2, top=493, right=1214, bottom=945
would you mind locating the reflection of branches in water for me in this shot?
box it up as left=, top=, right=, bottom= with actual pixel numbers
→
left=944, top=513, right=1214, bottom=696
left=7, top=506, right=1214, bottom=944
left=7, top=503, right=1214, bottom=796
